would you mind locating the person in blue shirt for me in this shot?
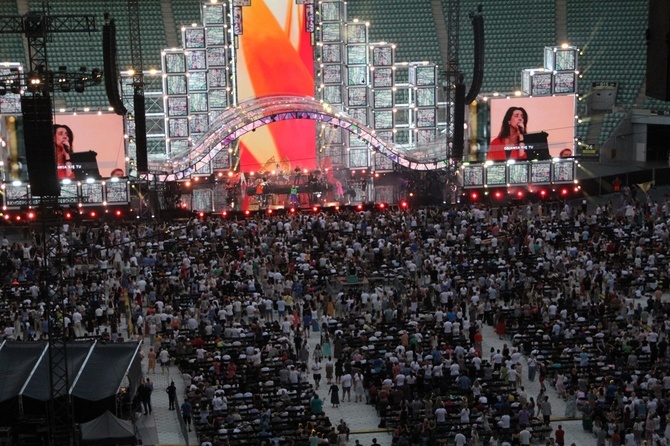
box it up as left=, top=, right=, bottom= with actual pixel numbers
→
left=181, top=400, right=192, bottom=432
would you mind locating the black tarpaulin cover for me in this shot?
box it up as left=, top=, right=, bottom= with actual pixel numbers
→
left=80, top=410, right=135, bottom=445
left=0, top=341, right=142, bottom=402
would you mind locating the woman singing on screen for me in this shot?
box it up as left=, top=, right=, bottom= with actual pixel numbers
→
left=488, top=106, right=528, bottom=161
left=53, top=124, right=75, bottom=179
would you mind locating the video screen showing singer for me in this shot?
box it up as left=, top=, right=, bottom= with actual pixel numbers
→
left=54, top=124, right=75, bottom=180
left=488, top=106, right=528, bottom=161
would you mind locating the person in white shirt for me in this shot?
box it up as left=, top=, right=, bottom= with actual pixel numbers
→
left=454, top=432, right=467, bottom=446
left=341, top=373, right=352, bottom=402
left=498, top=414, right=511, bottom=429
left=435, top=406, right=447, bottom=423
left=519, top=428, right=532, bottom=446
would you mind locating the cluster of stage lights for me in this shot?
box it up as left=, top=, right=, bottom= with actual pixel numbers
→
left=184, top=200, right=410, bottom=219
left=468, top=186, right=581, bottom=202
left=1, top=208, right=125, bottom=223
left=0, top=66, right=103, bottom=95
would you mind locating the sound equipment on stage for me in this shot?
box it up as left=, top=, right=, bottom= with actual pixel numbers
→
left=21, top=95, right=60, bottom=197
left=647, top=0, right=670, bottom=101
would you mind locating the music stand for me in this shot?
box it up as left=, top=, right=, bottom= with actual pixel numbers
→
left=523, top=132, right=551, bottom=160
left=69, top=151, right=101, bottom=181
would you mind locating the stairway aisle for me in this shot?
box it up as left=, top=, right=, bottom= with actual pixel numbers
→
left=305, top=328, right=389, bottom=446
left=138, top=339, right=198, bottom=446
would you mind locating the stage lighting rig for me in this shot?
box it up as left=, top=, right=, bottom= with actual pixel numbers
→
left=0, top=65, right=102, bottom=94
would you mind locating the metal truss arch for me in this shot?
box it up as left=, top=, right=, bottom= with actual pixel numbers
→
left=151, top=95, right=450, bottom=181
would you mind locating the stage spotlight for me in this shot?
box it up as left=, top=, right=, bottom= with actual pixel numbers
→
left=27, top=71, right=42, bottom=92
left=356, top=204, right=363, bottom=211
left=115, top=210, right=122, bottom=217
left=312, top=206, right=319, bottom=213
left=244, top=210, right=250, bottom=216
left=222, top=210, right=228, bottom=217
left=8, top=68, right=20, bottom=94
left=561, top=188, right=569, bottom=196
left=539, top=190, right=547, bottom=198
left=90, top=211, right=96, bottom=218
left=27, top=212, right=35, bottom=219
left=494, top=191, right=503, bottom=199
left=470, top=192, right=478, bottom=201
left=91, top=68, right=102, bottom=85
left=399, top=200, right=408, bottom=209
left=57, top=66, right=70, bottom=92
left=378, top=202, right=386, bottom=210
left=289, top=207, right=296, bottom=213
left=74, top=67, right=87, bottom=93
left=516, top=191, right=524, bottom=198
left=74, top=77, right=85, bottom=93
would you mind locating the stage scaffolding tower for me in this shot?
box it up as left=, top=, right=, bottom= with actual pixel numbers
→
left=0, top=1, right=96, bottom=444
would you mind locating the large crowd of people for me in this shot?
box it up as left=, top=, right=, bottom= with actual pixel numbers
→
left=2, top=188, right=670, bottom=446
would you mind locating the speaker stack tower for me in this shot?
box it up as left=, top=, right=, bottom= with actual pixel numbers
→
left=647, top=0, right=670, bottom=101
left=21, top=94, right=60, bottom=197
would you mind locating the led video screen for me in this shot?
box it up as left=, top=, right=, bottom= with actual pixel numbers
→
left=52, top=114, right=126, bottom=178
left=488, top=95, right=575, bottom=161
left=236, top=0, right=316, bottom=172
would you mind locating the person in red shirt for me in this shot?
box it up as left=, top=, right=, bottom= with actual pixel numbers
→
left=555, top=424, right=565, bottom=446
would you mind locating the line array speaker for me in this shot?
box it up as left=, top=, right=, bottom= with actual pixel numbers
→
left=465, top=12, right=484, bottom=104
left=452, top=83, right=466, bottom=160
left=134, top=91, right=148, bottom=172
left=21, top=95, right=60, bottom=197
left=103, top=18, right=127, bottom=115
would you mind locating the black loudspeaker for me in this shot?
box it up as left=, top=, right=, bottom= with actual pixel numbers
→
left=465, top=12, right=484, bottom=104
left=646, top=0, right=670, bottom=101
left=452, top=83, right=466, bottom=160
left=103, top=18, right=127, bottom=115
left=21, top=95, right=60, bottom=197
left=133, top=91, right=148, bottom=172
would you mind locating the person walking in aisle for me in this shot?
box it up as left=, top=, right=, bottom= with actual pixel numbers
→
left=138, top=379, right=153, bottom=415
left=328, top=381, right=340, bottom=408
left=541, top=396, right=552, bottom=425
left=341, top=372, right=352, bottom=402
left=147, top=348, right=156, bottom=374
left=166, top=381, right=177, bottom=410
left=181, top=399, right=193, bottom=432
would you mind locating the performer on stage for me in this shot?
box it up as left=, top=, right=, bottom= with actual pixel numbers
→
left=488, top=106, right=528, bottom=161
left=290, top=185, right=298, bottom=205
left=54, top=124, right=75, bottom=180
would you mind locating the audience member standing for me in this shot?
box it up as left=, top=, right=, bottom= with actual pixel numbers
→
left=166, top=381, right=177, bottom=410
left=181, top=399, right=192, bottom=432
